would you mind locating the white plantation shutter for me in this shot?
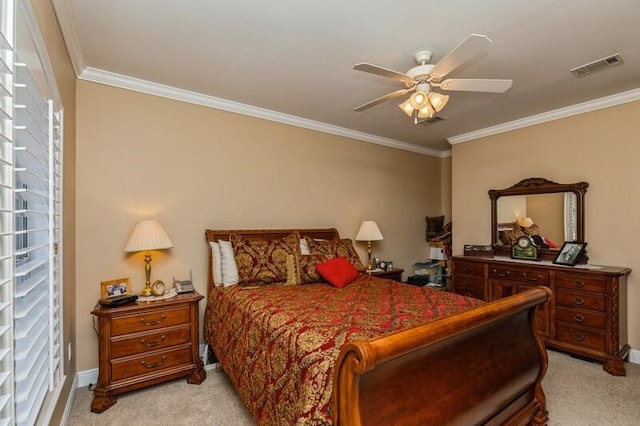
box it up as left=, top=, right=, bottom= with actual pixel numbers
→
left=0, top=0, right=64, bottom=424
left=13, top=60, right=54, bottom=425
left=0, top=1, right=14, bottom=424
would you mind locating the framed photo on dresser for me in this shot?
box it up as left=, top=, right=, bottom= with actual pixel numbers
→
left=553, top=242, right=587, bottom=266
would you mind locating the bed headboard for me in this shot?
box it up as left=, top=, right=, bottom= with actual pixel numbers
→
left=204, top=228, right=340, bottom=292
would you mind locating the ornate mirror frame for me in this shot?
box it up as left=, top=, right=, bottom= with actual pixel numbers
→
left=489, top=177, right=589, bottom=261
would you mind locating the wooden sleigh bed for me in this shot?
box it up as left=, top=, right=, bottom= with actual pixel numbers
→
left=204, top=228, right=551, bottom=425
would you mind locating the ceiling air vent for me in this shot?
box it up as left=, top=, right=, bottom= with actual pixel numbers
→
left=570, top=54, right=624, bottom=77
left=416, top=116, right=445, bottom=126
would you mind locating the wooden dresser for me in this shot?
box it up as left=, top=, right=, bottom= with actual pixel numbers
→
left=91, top=292, right=206, bottom=412
left=451, top=256, right=630, bottom=376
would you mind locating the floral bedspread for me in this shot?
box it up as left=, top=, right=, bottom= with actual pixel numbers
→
left=204, top=274, right=483, bottom=425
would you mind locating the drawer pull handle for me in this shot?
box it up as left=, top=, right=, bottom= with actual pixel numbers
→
left=463, top=267, right=472, bottom=272
left=140, top=335, right=167, bottom=347
left=573, top=280, right=585, bottom=288
left=522, top=273, right=541, bottom=282
left=492, top=269, right=511, bottom=278
left=574, top=314, right=585, bottom=323
left=140, top=355, right=167, bottom=369
left=573, top=296, right=585, bottom=305
left=574, top=333, right=585, bottom=342
left=140, top=315, right=166, bottom=326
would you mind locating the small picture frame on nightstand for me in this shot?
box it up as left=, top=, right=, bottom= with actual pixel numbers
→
left=100, top=277, right=132, bottom=298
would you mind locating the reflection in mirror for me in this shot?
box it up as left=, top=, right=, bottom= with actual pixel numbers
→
left=496, top=192, right=576, bottom=249
left=489, top=178, right=588, bottom=261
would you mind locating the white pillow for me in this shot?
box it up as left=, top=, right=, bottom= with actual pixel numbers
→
left=209, top=242, right=223, bottom=285
left=300, top=238, right=311, bottom=255
left=219, top=240, right=239, bottom=286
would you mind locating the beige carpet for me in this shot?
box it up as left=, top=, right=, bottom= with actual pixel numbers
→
left=68, top=350, right=640, bottom=425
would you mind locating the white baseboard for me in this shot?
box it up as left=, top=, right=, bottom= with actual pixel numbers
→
left=76, top=367, right=98, bottom=389
left=629, top=348, right=640, bottom=364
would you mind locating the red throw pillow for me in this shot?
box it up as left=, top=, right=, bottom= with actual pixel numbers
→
left=316, top=257, right=360, bottom=288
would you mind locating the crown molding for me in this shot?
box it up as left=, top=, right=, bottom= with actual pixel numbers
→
left=448, top=88, right=640, bottom=145
left=51, top=0, right=85, bottom=76
left=78, top=67, right=444, bottom=158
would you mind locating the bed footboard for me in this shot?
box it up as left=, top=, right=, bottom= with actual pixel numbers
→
left=333, top=287, right=552, bottom=426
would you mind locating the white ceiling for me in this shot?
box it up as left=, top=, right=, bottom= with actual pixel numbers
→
left=54, top=0, right=640, bottom=156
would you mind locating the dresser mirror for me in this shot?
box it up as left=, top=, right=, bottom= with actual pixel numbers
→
left=489, top=178, right=588, bottom=261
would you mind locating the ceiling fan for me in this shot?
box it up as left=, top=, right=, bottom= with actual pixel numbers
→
left=353, top=34, right=512, bottom=123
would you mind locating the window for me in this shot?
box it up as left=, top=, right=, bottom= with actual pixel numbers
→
left=0, top=0, right=64, bottom=424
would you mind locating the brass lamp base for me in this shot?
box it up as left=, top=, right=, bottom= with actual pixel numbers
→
left=139, top=253, right=154, bottom=297
left=366, top=241, right=374, bottom=270
left=140, top=284, right=154, bottom=297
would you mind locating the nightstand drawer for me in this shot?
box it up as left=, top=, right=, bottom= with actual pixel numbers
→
left=556, top=289, right=606, bottom=312
left=556, top=324, right=606, bottom=352
left=111, top=325, right=191, bottom=358
left=111, top=306, right=191, bottom=335
left=111, top=345, right=192, bottom=381
left=556, top=307, right=606, bottom=330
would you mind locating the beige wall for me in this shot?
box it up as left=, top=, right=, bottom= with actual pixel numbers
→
left=29, top=0, right=77, bottom=423
left=440, top=156, right=452, bottom=223
left=452, top=100, right=640, bottom=350
left=75, top=81, right=443, bottom=371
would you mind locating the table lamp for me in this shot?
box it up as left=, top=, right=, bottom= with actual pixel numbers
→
left=355, top=220, right=384, bottom=270
left=124, top=220, right=173, bottom=296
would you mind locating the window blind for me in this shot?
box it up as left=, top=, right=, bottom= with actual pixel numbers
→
left=0, top=1, right=64, bottom=424
left=14, top=58, right=51, bottom=426
left=0, top=1, right=14, bottom=424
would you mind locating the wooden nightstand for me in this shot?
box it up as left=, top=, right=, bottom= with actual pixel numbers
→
left=90, top=291, right=206, bottom=413
left=367, top=268, right=404, bottom=282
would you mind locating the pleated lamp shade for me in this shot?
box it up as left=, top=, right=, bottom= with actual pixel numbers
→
left=124, top=220, right=174, bottom=252
left=355, top=221, right=384, bottom=242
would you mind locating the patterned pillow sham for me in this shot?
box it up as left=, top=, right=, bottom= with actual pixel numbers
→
left=303, top=236, right=365, bottom=272
left=230, top=232, right=300, bottom=286
left=298, top=254, right=330, bottom=284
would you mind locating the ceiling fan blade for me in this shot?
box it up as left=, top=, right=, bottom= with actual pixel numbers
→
left=354, top=63, right=414, bottom=85
left=429, top=34, right=492, bottom=81
left=439, top=78, right=513, bottom=93
left=354, top=88, right=414, bottom=112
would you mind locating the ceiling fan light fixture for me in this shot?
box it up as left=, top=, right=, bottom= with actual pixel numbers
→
left=409, top=91, right=429, bottom=109
left=398, top=98, right=414, bottom=117
left=428, top=92, right=449, bottom=112
left=417, top=104, right=435, bottom=119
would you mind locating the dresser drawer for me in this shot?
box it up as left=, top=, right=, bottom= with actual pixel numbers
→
left=556, top=307, right=606, bottom=330
left=111, top=306, right=191, bottom=336
left=556, top=324, right=606, bottom=352
left=111, top=345, right=193, bottom=382
left=454, top=275, right=485, bottom=300
left=556, top=289, right=606, bottom=312
left=488, top=266, right=550, bottom=286
left=556, top=273, right=605, bottom=293
left=111, top=325, right=191, bottom=358
left=454, top=260, right=484, bottom=276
